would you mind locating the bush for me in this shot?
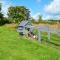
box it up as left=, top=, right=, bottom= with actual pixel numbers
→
left=0, top=18, right=11, bottom=26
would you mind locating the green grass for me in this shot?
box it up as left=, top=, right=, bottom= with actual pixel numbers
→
left=33, top=29, right=60, bottom=50
left=0, top=25, right=60, bottom=60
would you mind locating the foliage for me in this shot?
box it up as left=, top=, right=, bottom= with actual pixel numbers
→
left=8, top=6, right=30, bottom=23
left=31, top=15, right=43, bottom=24
left=32, top=19, right=60, bottom=24
left=38, top=15, right=42, bottom=22
left=0, top=3, right=4, bottom=25
left=0, top=3, right=1, bottom=12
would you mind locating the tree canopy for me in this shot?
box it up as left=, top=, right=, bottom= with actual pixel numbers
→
left=38, top=15, right=42, bottom=22
left=0, top=3, right=3, bottom=18
left=0, top=3, right=1, bottom=12
left=8, top=6, right=30, bottom=23
left=0, top=3, right=4, bottom=25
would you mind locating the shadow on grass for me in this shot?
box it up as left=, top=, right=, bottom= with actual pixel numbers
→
left=46, top=40, right=60, bottom=47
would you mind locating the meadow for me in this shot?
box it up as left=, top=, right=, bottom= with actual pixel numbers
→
left=0, top=24, right=60, bottom=60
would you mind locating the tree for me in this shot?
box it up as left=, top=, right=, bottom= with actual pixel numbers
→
left=0, top=3, right=1, bottom=12
left=8, top=6, right=30, bottom=23
left=38, top=15, right=43, bottom=23
left=0, top=3, right=4, bottom=25
left=0, top=12, right=3, bottom=18
left=0, top=3, right=3, bottom=18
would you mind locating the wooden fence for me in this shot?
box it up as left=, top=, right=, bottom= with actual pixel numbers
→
left=37, top=26, right=60, bottom=42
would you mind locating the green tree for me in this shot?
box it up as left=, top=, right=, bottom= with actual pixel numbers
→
left=0, top=3, right=3, bottom=18
left=0, top=3, right=4, bottom=25
left=38, top=15, right=43, bottom=22
left=8, top=6, right=30, bottom=23
left=0, top=3, right=1, bottom=12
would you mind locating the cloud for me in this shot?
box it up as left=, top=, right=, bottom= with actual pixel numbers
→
left=44, top=0, right=60, bottom=20
left=0, top=0, right=11, bottom=17
left=44, top=0, right=60, bottom=15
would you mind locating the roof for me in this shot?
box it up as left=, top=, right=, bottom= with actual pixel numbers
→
left=19, top=20, right=29, bottom=27
left=25, top=25, right=34, bottom=28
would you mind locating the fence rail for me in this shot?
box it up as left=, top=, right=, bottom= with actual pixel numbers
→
left=38, top=26, right=60, bottom=34
left=37, top=26, right=60, bottom=42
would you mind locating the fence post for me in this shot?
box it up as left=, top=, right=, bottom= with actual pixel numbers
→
left=38, top=29, right=41, bottom=43
left=48, top=29, right=51, bottom=40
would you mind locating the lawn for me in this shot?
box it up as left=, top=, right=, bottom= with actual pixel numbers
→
left=0, top=25, right=60, bottom=60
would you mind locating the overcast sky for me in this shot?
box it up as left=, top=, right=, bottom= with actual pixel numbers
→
left=0, top=0, right=60, bottom=20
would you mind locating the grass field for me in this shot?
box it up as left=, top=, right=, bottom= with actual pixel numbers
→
left=0, top=25, right=60, bottom=60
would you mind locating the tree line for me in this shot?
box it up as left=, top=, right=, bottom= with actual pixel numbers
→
left=0, top=3, right=60, bottom=25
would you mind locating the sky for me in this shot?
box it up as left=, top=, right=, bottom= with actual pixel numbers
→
left=0, top=0, right=60, bottom=20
